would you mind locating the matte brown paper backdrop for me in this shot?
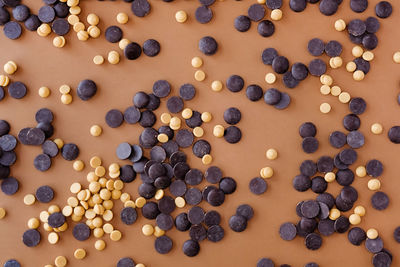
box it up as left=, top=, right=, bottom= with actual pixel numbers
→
left=1, top=0, right=400, bottom=266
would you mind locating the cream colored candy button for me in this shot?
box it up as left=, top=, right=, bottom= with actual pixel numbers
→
left=213, top=125, right=224, bottom=137
left=367, top=228, right=378, bottom=239
left=356, top=166, right=366, bottom=177
left=194, top=70, right=206, bottom=81
left=191, top=57, right=202, bottom=68
left=24, top=194, right=36, bottom=205
left=202, top=154, right=212, bottom=165
left=73, top=22, right=85, bottom=32
left=74, top=248, right=86, bottom=260
left=371, top=123, right=383, bottom=134
left=329, top=208, right=340, bottom=220
left=175, top=197, right=186, bottom=208
left=95, top=239, right=106, bottom=250
left=53, top=36, right=66, bottom=48
left=48, top=232, right=59, bottom=244
left=334, top=19, right=346, bottom=31
left=27, top=217, right=40, bottom=229
left=320, top=103, right=331, bottom=114
left=193, top=127, right=204, bottom=138
left=260, top=167, right=273, bottom=179
left=320, top=85, right=330, bottom=95
left=135, top=197, right=146, bottom=208
left=108, top=51, right=120, bottom=64
left=363, top=51, right=374, bottom=61
left=117, top=12, right=129, bottom=24
left=175, top=10, right=187, bottom=23
left=87, top=26, right=100, bottom=38
left=157, top=133, right=169, bottom=143
left=87, top=13, right=99, bottom=25
left=270, top=9, right=282, bottom=21
left=330, top=85, right=341, bottom=96
left=346, top=62, right=356, bottom=72
left=154, top=226, right=165, bottom=237
left=160, top=113, right=172, bottom=124
left=354, top=205, right=366, bottom=217
left=142, top=224, right=154, bottom=236
left=393, top=51, right=400, bottom=63
left=352, top=46, right=363, bottom=57
left=90, top=125, right=102, bottom=136
left=119, top=39, right=130, bottom=50
left=265, top=73, right=276, bottom=84
left=0, top=208, right=6, bottom=219
left=61, top=94, right=72, bottom=104
left=201, top=112, right=212, bottom=122
left=349, top=214, right=361, bottom=225
left=266, top=148, right=278, bottom=160
left=73, top=160, right=85, bottom=171
left=77, top=30, right=89, bottom=41
left=54, top=256, right=67, bottom=267
left=353, top=70, right=365, bottom=81
left=181, top=108, right=193, bottom=119
left=211, top=80, right=223, bottom=92
left=324, top=172, right=335, bottom=182
left=368, top=178, right=381, bottom=191
left=68, top=14, right=79, bottom=25
left=93, top=55, right=104, bottom=65
left=338, top=92, right=351, bottom=103
left=38, top=86, right=50, bottom=98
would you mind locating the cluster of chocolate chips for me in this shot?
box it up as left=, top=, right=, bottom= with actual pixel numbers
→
left=0, top=120, right=19, bottom=197
left=18, top=108, right=79, bottom=172
left=104, top=78, right=238, bottom=256
left=234, top=2, right=276, bottom=37
left=279, top=97, right=393, bottom=266
left=0, top=0, right=72, bottom=39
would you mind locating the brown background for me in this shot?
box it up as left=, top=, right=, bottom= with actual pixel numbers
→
left=0, top=0, right=400, bottom=266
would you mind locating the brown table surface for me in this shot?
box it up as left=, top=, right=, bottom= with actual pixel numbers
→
left=1, top=0, right=400, bottom=266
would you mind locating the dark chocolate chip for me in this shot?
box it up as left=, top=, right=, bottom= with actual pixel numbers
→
left=272, top=56, right=289, bottom=74
left=302, top=137, right=319, bottom=153
left=199, top=36, right=218, bottom=55
left=195, top=5, right=212, bottom=24
left=22, top=229, right=41, bottom=247
left=1, top=177, right=18, bottom=195
left=77, top=79, right=97, bottom=101
left=365, top=237, right=384, bottom=253
left=182, top=239, right=200, bottom=257
left=224, top=126, right=242, bottom=143
left=305, top=233, right=322, bottom=250
left=34, top=153, right=51, bottom=171
left=124, top=42, right=142, bottom=60
left=261, top=48, right=278, bottom=65
left=185, top=187, right=202, bottom=205
left=264, top=88, right=281, bottom=105
left=179, top=83, right=195, bottom=101
left=8, top=81, right=26, bottom=99
left=371, top=191, right=389, bottom=210
left=226, top=75, right=244, bottom=92
left=143, top=39, right=160, bottom=57
left=279, top=222, right=297, bottom=241
left=308, top=59, right=326, bottom=76
left=366, top=159, right=383, bottom=177
left=105, top=109, right=123, bottom=128
left=348, top=227, right=366, bottom=245
left=234, top=15, right=251, bottom=32
left=249, top=177, right=267, bottom=195
left=154, top=235, right=173, bottom=254
left=219, top=177, right=236, bottom=194
left=229, top=214, right=247, bottom=232
left=35, top=185, right=54, bottom=203
left=120, top=207, right=138, bottom=225
left=131, top=0, right=151, bottom=17
left=308, top=38, right=324, bottom=56
left=204, top=210, right=221, bottom=226
left=175, top=212, right=191, bottom=232
left=375, top=1, right=392, bottom=18
left=293, top=174, right=311, bottom=192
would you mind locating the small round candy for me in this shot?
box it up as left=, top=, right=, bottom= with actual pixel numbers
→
left=175, top=10, right=187, bottom=23
left=266, top=148, right=278, bottom=160
left=38, top=86, right=50, bottom=98
left=371, top=123, right=383, bottom=134
left=90, top=125, right=102, bottom=137
left=367, top=228, right=378, bottom=239
left=117, top=12, right=128, bottom=24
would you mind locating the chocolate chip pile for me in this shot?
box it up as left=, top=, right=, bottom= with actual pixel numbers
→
left=1, top=0, right=400, bottom=267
